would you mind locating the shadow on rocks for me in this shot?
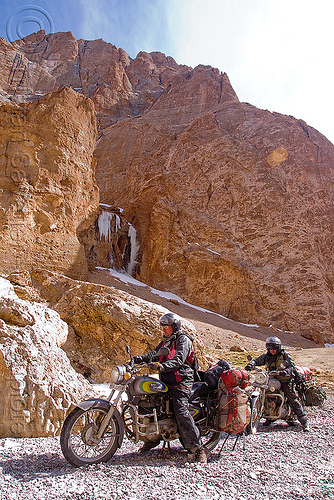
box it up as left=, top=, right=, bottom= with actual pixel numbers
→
left=0, top=453, right=73, bottom=482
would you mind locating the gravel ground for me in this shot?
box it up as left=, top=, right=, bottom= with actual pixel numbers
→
left=0, top=398, right=333, bottom=500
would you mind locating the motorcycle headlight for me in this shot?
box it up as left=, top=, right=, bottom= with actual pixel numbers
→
left=111, top=365, right=127, bottom=383
left=254, top=371, right=268, bottom=386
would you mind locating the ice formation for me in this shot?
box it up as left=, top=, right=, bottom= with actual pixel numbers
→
left=127, top=224, right=140, bottom=276
left=98, top=211, right=121, bottom=242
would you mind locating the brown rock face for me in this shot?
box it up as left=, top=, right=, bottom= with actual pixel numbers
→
left=95, top=100, right=334, bottom=344
left=0, top=86, right=99, bottom=279
left=0, top=31, right=238, bottom=129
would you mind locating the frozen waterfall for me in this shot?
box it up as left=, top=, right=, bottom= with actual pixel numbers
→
left=98, top=211, right=121, bottom=241
left=97, top=211, right=139, bottom=276
left=127, top=224, right=140, bottom=276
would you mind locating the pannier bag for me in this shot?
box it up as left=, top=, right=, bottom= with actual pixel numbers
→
left=295, top=366, right=312, bottom=381
left=303, top=380, right=327, bottom=406
left=204, top=365, right=250, bottom=390
left=215, top=385, right=249, bottom=434
left=220, top=368, right=250, bottom=390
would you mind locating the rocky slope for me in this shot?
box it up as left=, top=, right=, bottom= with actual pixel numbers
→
left=0, top=30, right=333, bottom=343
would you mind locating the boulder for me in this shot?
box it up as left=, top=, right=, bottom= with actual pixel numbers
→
left=6, top=269, right=206, bottom=383
left=49, top=275, right=202, bottom=383
left=0, top=277, right=94, bottom=438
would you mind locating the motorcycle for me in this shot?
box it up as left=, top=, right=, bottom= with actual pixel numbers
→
left=245, top=355, right=304, bottom=434
left=60, top=345, right=223, bottom=467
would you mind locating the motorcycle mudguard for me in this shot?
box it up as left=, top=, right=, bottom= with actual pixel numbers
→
left=77, top=398, right=112, bottom=411
left=76, top=399, right=124, bottom=448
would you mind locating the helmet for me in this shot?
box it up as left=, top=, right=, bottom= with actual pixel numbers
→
left=159, top=313, right=181, bottom=333
left=265, top=336, right=282, bottom=353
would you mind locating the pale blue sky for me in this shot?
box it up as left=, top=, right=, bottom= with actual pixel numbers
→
left=0, top=0, right=333, bottom=144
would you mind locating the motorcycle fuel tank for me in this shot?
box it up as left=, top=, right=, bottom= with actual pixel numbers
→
left=130, top=376, right=168, bottom=396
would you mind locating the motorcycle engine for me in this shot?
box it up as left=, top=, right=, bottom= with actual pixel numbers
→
left=143, top=418, right=178, bottom=442
left=264, top=397, right=280, bottom=417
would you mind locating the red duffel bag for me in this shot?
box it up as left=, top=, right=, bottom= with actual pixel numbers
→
left=219, top=368, right=250, bottom=390
left=295, top=366, right=312, bottom=381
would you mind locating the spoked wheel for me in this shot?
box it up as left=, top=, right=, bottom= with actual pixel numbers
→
left=179, top=429, right=222, bottom=453
left=246, top=395, right=263, bottom=435
left=201, top=430, right=222, bottom=451
left=60, top=405, right=123, bottom=467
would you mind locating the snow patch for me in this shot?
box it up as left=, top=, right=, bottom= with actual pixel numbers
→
left=100, top=268, right=260, bottom=329
left=0, top=277, right=18, bottom=299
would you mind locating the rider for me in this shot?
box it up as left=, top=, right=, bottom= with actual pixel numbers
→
left=245, top=336, right=309, bottom=432
left=133, top=312, right=207, bottom=463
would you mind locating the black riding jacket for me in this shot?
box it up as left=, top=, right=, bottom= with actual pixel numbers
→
left=252, top=349, right=296, bottom=381
left=136, top=329, right=195, bottom=387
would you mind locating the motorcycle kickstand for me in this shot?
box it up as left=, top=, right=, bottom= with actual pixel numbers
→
left=217, top=434, right=230, bottom=457
left=218, top=432, right=245, bottom=457
left=159, top=440, right=172, bottom=459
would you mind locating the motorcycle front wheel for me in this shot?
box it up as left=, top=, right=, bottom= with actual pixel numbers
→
left=60, top=405, right=123, bottom=467
left=246, top=395, right=263, bottom=434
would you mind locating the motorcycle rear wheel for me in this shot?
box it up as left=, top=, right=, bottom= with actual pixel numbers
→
left=201, top=430, right=222, bottom=451
left=246, top=395, right=263, bottom=434
left=60, top=406, right=122, bottom=467
left=179, top=430, right=222, bottom=452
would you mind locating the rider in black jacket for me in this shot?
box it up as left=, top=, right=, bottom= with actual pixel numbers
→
left=133, top=312, right=207, bottom=463
left=245, top=336, right=309, bottom=431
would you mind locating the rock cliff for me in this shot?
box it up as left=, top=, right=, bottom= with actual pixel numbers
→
left=95, top=94, right=334, bottom=344
left=0, top=86, right=100, bottom=280
left=0, top=30, right=333, bottom=343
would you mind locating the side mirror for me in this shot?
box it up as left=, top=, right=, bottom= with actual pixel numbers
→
left=157, top=347, right=170, bottom=357
left=247, top=355, right=253, bottom=361
left=125, top=345, right=131, bottom=355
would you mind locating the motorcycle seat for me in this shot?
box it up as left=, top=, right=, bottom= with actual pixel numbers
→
left=190, top=382, right=211, bottom=400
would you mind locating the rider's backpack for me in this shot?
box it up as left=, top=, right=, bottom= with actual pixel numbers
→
left=215, top=385, right=249, bottom=434
left=303, top=380, right=327, bottom=406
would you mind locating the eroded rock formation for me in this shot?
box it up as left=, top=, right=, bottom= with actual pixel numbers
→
left=0, top=276, right=94, bottom=438
left=0, top=86, right=100, bottom=280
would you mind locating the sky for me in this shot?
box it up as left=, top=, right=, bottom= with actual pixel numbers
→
left=0, top=0, right=333, bottom=144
